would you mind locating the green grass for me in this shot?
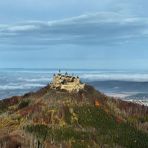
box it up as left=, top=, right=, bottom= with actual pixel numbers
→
left=26, top=124, right=94, bottom=147
left=26, top=125, right=91, bottom=141
left=25, top=105, right=148, bottom=148
left=26, top=124, right=48, bottom=141
left=74, top=105, right=116, bottom=129
left=74, top=105, right=148, bottom=148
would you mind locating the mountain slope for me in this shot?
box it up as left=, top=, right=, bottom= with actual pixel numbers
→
left=0, top=84, right=148, bottom=148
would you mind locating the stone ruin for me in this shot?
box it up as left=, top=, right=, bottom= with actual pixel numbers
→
left=50, top=73, right=85, bottom=92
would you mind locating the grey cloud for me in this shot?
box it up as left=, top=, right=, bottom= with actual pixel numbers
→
left=0, top=12, right=148, bottom=46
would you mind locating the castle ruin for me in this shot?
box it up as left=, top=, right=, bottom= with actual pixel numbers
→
left=50, top=73, right=85, bottom=92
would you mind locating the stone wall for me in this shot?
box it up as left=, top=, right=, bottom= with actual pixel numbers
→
left=51, top=74, right=85, bottom=92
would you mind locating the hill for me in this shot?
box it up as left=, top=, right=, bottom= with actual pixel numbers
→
left=0, top=74, right=148, bottom=148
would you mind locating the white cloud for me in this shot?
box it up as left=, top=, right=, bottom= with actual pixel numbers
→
left=0, top=12, right=148, bottom=46
left=7, top=25, right=38, bottom=32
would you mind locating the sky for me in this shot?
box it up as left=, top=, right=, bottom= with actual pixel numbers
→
left=0, top=0, right=148, bottom=69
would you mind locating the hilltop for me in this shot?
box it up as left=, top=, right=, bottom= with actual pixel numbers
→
left=0, top=74, right=148, bottom=148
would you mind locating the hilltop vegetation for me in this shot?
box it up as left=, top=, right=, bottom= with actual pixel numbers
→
left=0, top=83, right=148, bottom=148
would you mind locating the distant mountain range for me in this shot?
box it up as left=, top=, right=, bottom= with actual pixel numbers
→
left=88, top=80, right=148, bottom=93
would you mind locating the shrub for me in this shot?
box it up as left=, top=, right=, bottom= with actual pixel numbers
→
left=0, top=102, right=8, bottom=113
left=18, top=99, right=30, bottom=109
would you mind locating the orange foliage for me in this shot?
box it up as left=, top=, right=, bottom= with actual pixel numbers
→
left=95, top=100, right=100, bottom=108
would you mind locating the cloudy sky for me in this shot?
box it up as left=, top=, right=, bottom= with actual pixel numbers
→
left=0, top=0, right=148, bottom=69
